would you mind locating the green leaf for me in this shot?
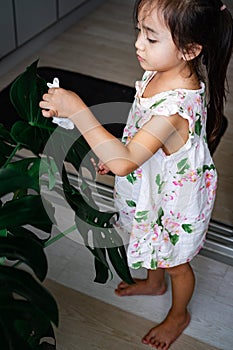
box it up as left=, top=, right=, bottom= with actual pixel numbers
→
left=93, top=250, right=109, bottom=284
left=150, top=258, right=158, bottom=269
left=0, top=138, right=15, bottom=157
left=126, top=172, right=137, bottom=184
left=0, top=319, right=33, bottom=350
left=0, top=300, right=54, bottom=348
left=0, top=123, right=15, bottom=144
left=195, top=114, right=202, bottom=136
left=126, top=200, right=136, bottom=207
left=0, top=228, right=7, bottom=237
left=176, top=158, right=190, bottom=174
left=0, top=229, right=7, bottom=265
left=0, top=167, right=39, bottom=197
left=0, top=266, right=58, bottom=327
left=107, top=246, right=134, bottom=284
left=0, top=60, right=59, bottom=349
left=10, top=60, right=47, bottom=124
left=203, top=164, right=215, bottom=172
left=150, top=98, right=166, bottom=109
left=134, top=210, right=149, bottom=223
left=64, top=180, right=133, bottom=283
left=169, top=233, right=179, bottom=246
left=132, top=261, right=144, bottom=269
left=155, top=174, right=165, bottom=194
left=0, top=124, right=16, bottom=166
left=0, top=195, right=55, bottom=232
left=0, top=236, right=47, bottom=281
left=8, top=226, right=51, bottom=244
left=156, top=207, right=164, bottom=227
left=9, top=60, right=57, bottom=156
left=11, top=121, right=45, bottom=155
left=182, top=224, right=193, bottom=234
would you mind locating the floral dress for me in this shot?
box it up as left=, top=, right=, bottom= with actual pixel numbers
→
left=114, top=71, right=217, bottom=270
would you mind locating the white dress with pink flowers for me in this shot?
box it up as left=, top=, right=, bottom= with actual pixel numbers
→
left=114, top=71, right=217, bottom=269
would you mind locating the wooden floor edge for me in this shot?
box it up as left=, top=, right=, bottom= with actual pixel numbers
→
left=44, top=278, right=220, bottom=350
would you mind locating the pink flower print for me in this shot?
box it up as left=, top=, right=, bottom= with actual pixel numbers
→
left=163, top=232, right=170, bottom=243
left=163, top=193, right=175, bottom=202
left=134, top=223, right=149, bottom=233
left=196, top=213, right=205, bottom=221
left=195, top=96, right=201, bottom=105
left=162, top=217, right=181, bottom=235
left=156, top=106, right=165, bottom=113
left=158, top=261, right=170, bottom=268
left=135, top=168, right=142, bottom=178
left=187, top=105, right=194, bottom=116
left=130, top=240, right=141, bottom=255
left=173, top=179, right=183, bottom=187
left=162, top=211, right=188, bottom=237
left=178, top=91, right=185, bottom=100
left=131, top=208, right=136, bottom=214
left=135, top=111, right=141, bottom=118
left=205, top=171, right=214, bottom=188
left=151, top=223, right=160, bottom=240
left=187, top=170, right=198, bottom=183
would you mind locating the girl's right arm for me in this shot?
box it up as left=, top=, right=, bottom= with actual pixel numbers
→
left=39, top=87, right=185, bottom=176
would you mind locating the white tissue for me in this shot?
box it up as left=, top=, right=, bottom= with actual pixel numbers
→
left=47, top=77, right=74, bottom=130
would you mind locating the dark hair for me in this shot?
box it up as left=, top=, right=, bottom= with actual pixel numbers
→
left=134, top=0, right=233, bottom=154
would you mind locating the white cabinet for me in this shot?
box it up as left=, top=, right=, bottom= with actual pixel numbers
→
left=0, top=0, right=105, bottom=63
left=14, top=0, right=57, bottom=46
left=58, top=0, right=86, bottom=17
left=0, top=1, right=16, bottom=57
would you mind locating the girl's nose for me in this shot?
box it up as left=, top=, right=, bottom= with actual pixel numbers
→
left=135, top=31, right=145, bottom=51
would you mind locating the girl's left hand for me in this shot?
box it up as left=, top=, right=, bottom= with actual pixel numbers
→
left=90, top=158, right=110, bottom=175
left=39, top=87, right=87, bottom=118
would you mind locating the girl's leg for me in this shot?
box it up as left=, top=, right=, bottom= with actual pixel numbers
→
left=115, top=268, right=166, bottom=296
left=142, top=262, right=195, bottom=350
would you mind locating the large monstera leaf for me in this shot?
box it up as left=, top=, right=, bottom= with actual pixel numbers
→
left=9, top=59, right=54, bottom=155
left=9, top=60, right=94, bottom=174
left=0, top=60, right=133, bottom=350
left=62, top=173, right=134, bottom=285
left=0, top=124, right=16, bottom=167
left=0, top=161, right=58, bottom=349
left=0, top=60, right=58, bottom=349
left=0, top=237, right=58, bottom=350
left=0, top=59, right=134, bottom=348
left=10, top=60, right=133, bottom=284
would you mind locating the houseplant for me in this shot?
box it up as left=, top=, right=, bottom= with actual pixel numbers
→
left=0, top=60, right=133, bottom=348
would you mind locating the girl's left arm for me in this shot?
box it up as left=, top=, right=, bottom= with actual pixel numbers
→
left=39, top=87, right=178, bottom=176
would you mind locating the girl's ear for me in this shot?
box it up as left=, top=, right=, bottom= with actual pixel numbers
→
left=181, top=43, right=203, bottom=61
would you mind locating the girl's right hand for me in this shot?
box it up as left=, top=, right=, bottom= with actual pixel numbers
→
left=91, top=158, right=110, bottom=175
left=39, top=87, right=87, bottom=119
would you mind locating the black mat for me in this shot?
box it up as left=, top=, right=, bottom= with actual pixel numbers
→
left=1, top=67, right=135, bottom=135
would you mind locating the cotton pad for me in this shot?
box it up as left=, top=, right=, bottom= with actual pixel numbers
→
left=47, top=77, right=74, bottom=130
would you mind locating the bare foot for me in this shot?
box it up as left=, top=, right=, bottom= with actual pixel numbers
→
left=142, top=311, right=190, bottom=349
left=114, top=279, right=167, bottom=296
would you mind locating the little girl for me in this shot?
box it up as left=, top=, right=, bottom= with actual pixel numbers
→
left=40, top=0, right=233, bottom=348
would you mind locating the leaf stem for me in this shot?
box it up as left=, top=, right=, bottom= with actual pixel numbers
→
left=3, top=143, right=21, bottom=168
left=44, top=225, right=77, bottom=247
left=11, top=225, right=77, bottom=268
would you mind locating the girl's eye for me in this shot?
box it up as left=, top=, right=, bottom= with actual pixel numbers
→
left=148, top=38, right=157, bottom=44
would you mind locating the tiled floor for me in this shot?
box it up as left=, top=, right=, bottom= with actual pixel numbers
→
left=45, top=225, right=233, bottom=349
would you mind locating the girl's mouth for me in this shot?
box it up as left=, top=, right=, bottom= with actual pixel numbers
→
left=137, top=54, right=144, bottom=62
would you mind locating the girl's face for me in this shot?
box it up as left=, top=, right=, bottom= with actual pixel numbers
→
left=135, top=5, right=184, bottom=73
